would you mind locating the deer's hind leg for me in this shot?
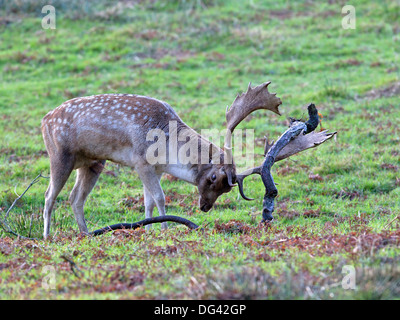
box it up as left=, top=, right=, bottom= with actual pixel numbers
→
left=69, top=160, right=106, bottom=234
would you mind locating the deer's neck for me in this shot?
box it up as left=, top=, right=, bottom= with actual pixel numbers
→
left=161, top=120, right=224, bottom=186
left=165, top=126, right=221, bottom=185
left=163, top=163, right=197, bottom=184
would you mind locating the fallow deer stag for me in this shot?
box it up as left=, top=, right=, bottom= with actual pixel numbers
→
left=41, top=81, right=332, bottom=238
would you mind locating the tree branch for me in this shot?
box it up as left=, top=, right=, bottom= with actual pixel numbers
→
left=261, top=104, right=329, bottom=222
left=91, top=215, right=201, bottom=236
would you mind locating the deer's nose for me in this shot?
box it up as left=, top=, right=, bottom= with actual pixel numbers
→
left=200, top=203, right=212, bottom=212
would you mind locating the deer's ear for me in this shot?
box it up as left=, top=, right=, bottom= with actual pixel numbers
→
left=225, top=167, right=235, bottom=187
left=209, top=144, right=219, bottom=164
left=208, top=144, right=213, bottom=164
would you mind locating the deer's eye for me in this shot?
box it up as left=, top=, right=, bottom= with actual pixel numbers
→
left=211, top=174, right=217, bottom=182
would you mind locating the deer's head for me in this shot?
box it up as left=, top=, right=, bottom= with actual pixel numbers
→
left=195, top=81, right=282, bottom=212
left=196, top=160, right=236, bottom=212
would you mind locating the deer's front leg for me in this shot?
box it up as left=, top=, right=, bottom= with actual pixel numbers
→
left=144, top=185, right=156, bottom=231
left=137, top=168, right=167, bottom=230
left=43, top=154, right=75, bottom=239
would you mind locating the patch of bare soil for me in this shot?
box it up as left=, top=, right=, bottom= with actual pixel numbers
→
left=129, top=49, right=197, bottom=70
left=364, top=82, right=400, bottom=100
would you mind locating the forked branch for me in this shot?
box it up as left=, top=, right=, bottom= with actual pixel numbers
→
left=261, top=121, right=308, bottom=222
left=236, top=104, right=336, bottom=221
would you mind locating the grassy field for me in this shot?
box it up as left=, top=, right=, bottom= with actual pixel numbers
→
left=1, top=0, right=400, bottom=299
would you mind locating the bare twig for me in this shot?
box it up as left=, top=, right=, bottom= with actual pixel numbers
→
left=0, top=221, right=38, bottom=240
left=384, top=215, right=399, bottom=229
left=60, top=255, right=83, bottom=278
left=5, top=173, right=48, bottom=220
left=0, top=173, right=48, bottom=240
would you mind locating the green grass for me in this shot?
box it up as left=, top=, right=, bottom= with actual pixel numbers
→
left=1, top=0, right=400, bottom=299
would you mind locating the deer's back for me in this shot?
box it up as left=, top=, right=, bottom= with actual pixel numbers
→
left=41, top=94, right=182, bottom=166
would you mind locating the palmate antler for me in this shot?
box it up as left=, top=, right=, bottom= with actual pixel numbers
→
left=224, top=82, right=282, bottom=167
